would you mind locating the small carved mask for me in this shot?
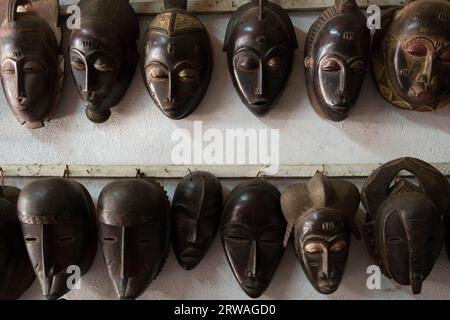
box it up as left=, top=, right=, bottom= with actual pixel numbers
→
left=281, top=173, right=361, bottom=294
left=305, top=0, right=370, bottom=121
left=372, top=0, right=450, bottom=111
left=98, top=179, right=170, bottom=300
left=69, top=0, right=139, bottom=123
left=142, top=1, right=212, bottom=120
left=361, top=157, right=449, bottom=294
left=17, top=178, right=97, bottom=300
left=221, top=179, right=286, bottom=298
left=0, top=0, right=63, bottom=129
left=223, top=0, right=298, bottom=116
left=172, top=172, right=223, bottom=270
left=0, top=186, right=35, bottom=300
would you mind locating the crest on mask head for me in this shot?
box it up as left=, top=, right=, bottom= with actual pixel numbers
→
left=361, top=157, right=449, bottom=294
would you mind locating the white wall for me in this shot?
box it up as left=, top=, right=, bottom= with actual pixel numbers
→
left=0, top=13, right=449, bottom=300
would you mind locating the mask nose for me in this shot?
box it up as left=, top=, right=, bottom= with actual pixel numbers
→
left=417, top=74, right=429, bottom=84
left=15, top=70, right=27, bottom=102
left=247, top=240, right=257, bottom=278
left=119, top=227, right=134, bottom=279
left=255, top=63, right=265, bottom=96
left=40, top=225, right=54, bottom=297
left=320, top=248, right=330, bottom=279
left=166, top=74, right=175, bottom=103
left=187, top=222, right=199, bottom=244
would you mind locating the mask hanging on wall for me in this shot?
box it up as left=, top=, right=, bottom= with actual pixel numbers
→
left=0, top=0, right=63, bottom=129
left=97, top=179, right=171, bottom=300
left=18, top=178, right=97, bottom=300
left=304, top=0, right=370, bottom=121
left=221, top=179, right=286, bottom=298
left=372, top=0, right=450, bottom=112
left=0, top=185, right=35, bottom=300
left=172, top=171, right=223, bottom=271
left=142, top=0, right=212, bottom=120
left=361, top=157, right=449, bottom=294
left=281, top=172, right=360, bottom=294
left=223, top=0, right=298, bottom=117
left=69, top=0, right=139, bottom=123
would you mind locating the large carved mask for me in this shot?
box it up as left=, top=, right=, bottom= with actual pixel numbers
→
left=281, top=173, right=361, bottom=294
left=98, top=179, right=170, bottom=300
left=142, top=0, right=212, bottom=120
left=0, top=185, right=35, bottom=299
left=223, top=0, right=298, bottom=116
left=372, top=0, right=450, bottom=112
left=172, top=171, right=223, bottom=271
left=361, top=157, right=449, bottom=294
left=17, top=178, right=97, bottom=300
left=305, top=0, right=370, bottom=121
left=221, top=179, right=286, bottom=298
left=69, top=0, right=139, bottom=123
left=0, top=0, right=63, bottom=129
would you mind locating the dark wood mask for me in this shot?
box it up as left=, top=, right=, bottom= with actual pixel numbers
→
left=0, top=0, right=63, bottom=129
left=361, top=157, right=450, bottom=294
left=97, top=179, right=170, bottom=300
left=305, top=0, right=370, bottom=122
left=223, top=0, right=298, bottom=117
left=372, top=0, right=450, bottom=112
left=142, top=0, right=212, bottom=120
left=171, top=172, right=223, bottom=271
left=281, top=173, right=360, bottom=294
left=17, top=178, right=97, bottom=300
left=69, top=0, right=139, bottom=123
left=0, top=185, right=35, bottom=300
left=221, top=179, right=286, bottom=298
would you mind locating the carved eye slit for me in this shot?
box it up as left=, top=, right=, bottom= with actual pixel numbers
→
left=439, top=49, right=450, bottom=63
left=304, top=242, right=323, bottom=254
left=24, top=237, right=37, bottom=242
left=266, top=57, right=283, bottom=71
left=102, top=236, right=118, bottom=244
left=23, top=62, right=43, bottom=74
left=321, top=59, right=341, bottom=72
left=178, top=68, right=199, bottom=82
left=71, top=62, right=86, bottom=71
left=236, top=56, right=259, bottom=72
left=389, top=237, right=403, bottom=244
left=404, top=42, right=428, bottom=57
left=148, top=66, right=168, bottom=81
left=94, top=64, right=114, bottom=73
left=1, top=63, right=15, bottom=75
left=58, top=236, right=75, bottom=243
left=138, top=239, right=154, bottom=245
left=330, top=240, right=347, bottom=253
left=350, top=60, right=365, bottom=73
left=225, top=235, right=251, bottom=246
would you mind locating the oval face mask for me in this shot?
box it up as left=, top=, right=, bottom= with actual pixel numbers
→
left=0, top=186, right=35, bottom=300
left=361, top=157, right=449, bottom=294
left=304, top=0, right=370, bottom=121
left=69, top=0, right=139, bottom=123
left=142, top=0, right=212, bottom=120
left=372, top=0, right=450, bottom=112
left=0, top=0, right=63, bottom=129
left=281, top=173, right=360, bottom=294
left=172, top=171, right=223, bottom=271
left=223, top=0, right=298, bottom=117
left=221, top=179, right=286, bottom=298
left=18, top=178, right=97, bottom=300
left=97, top=179, right=171, bottom=300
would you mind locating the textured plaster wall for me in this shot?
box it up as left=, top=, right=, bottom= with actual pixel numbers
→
left=0, top=13, right=449, bottom=300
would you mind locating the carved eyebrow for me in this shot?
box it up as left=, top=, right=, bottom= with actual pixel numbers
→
left=222, top=223, right=251, bottom=233
left=144, top=60, right=169, bottom=71
left=303, top=233, right=348, bottom=242
left=234, top=46, right=260, bottom=57
left=264, top=46, right=289, bottom=59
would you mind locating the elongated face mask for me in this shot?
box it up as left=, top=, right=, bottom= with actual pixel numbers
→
left=372, top=0, right=450, bottom=111
left=361, top=157, right=449, bottom=294
left=305, top=0, right=370, bottom=121
left=0, top=186, right=35, bottom=300
left=143, top=1, right=212, bottom=120
left=281, top=173, right=360, bottom=294
left=69, top=0, right=139, bottom=123
left=221, top=179, right=286, bottom=298
left=172, top=172, right=222, bottom=270
left=18, top=178, right=97, bottom=300
left=98, top=179, right=170, bottom=300
left=223, top=0, right=298, bottom=116
left=0, top=0, right=63, bottom=129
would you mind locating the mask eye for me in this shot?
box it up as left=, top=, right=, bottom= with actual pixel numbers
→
left=330, top=240, right=347, bottom=253
left=148, top=66, right=168, bottom=81
left=102, top=236, right=118, bottom=244
left=58, top=236, right=75, bottom=243
left=71, top=61, right=86, bottom=71
left=266, top=57, right=283, bottom=71
left=1, top=62, right=15, bottom=75
left=177, top=68, right=199, bottom=82
left=94, top=63, right=114, bottom=73
left=389, top=237, right=403, bottom=244
left=23, top=61, right=43, bottom=74
left=350, top=60, right=365, bottom=73
left=321, top=59, right=341, bottom=72
left=304, top=243, right=323, bottom=254
left=225, top=235, right=251, bottom=247
left=24, top=236, right=38, bottom=242
left=237, top=56, right=259, bottom=72
left=138, top=239, right=154, bottom=245
left=439, top=49, right=450, bottom=63
left=404, top=42, right=428, bottom=57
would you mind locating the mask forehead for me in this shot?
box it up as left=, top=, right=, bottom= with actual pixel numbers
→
left=298, top=209, right=350, bottom=240
left=70, top=25, right=123, bottom=59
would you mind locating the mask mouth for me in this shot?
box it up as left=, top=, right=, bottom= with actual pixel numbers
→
left=317, top=279, right=339, bottom=294
left=15, top=97, right=29, bottom=109
left=407, top=85, right=436, bottom=103
left=81, top=90, right=106, bottom=105
left=331, top=101, right=352, bottom=114
left=410, top=273, right=423, bottom=295
left=250, top=97, right=271, bottom=107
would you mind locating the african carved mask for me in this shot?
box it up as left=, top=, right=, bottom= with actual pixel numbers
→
left=18, top=178, right=97, bottom=300
left=172, top=171, right=223, bottom=270
left=142, top=0, right=212, bottom=120
left=0, top=185, right=35, bottom=300
left=98, top=179, right=171, bottom=300
left=223, top=0, right=298, bottom=116
left=69, top=0, right=139, bottom=123
left=305, top=0, right=370, bottom=121
left=361, top=157, right=449, bottom=294
left=0, top=0, right=63, bottom=129
left=221, top=179, right=286, bottom=298
left=281, top=173, right=361, bottom=294
left=372, top=0, right=450, bottom=111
